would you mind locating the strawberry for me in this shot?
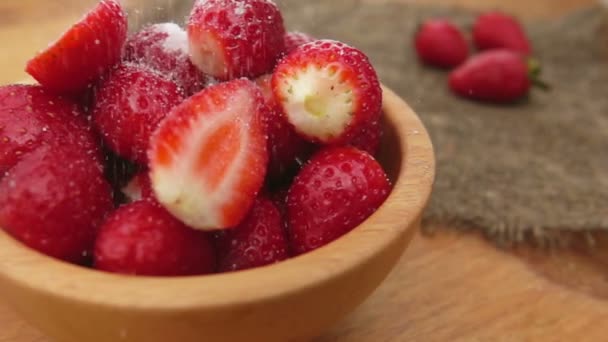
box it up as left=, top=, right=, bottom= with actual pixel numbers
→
left=149, top=78, right=269, bottom=230
left=122, top=171, right=154, bottom=203
left=473, top=12, right=532, bottom=55
left=287, top=146, right=391, bottom=255
left=187, top=0, right=286, bottom=80
left=94, top=200, right=216, bottom=276
left=0, top=144, right=114, bottom=263
left=124, top=22, right=210, bottom=96
left=347, top=118, right=382, bottom=156
left=215, top=197, right=289, bottom=272
left=272, top=40, right=382, bottom=145
left=26, top=0, right=127, bottom=96
left=284, top=31, right=316, bottom=54
left=449, top=49, right=535, bottom=103
left=254, top=74, right=316, bottom=186
left=92, top=63, right=185, bottom=166
left=414, top=19, right=469, bottom=69
left=0, top=85, right=100, bottom=176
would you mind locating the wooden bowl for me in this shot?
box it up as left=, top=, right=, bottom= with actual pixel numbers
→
left=0, top=85, right=435, bottom=342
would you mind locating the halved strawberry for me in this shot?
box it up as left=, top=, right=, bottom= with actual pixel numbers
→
left=187, top=0, right=286, bottom=80
left=26, top=0, right=127, bottom=96
left=272, top=40, right=382, bottom=145
left=254, top=74, right=316, bottom=186
left=149, top=78, right=268, bottom=230
left=124, top=22, right=210, bottom=96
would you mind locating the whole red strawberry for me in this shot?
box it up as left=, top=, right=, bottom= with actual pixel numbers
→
left=273, top=40, right=382, bottom=145
left=0, top=85, right=100, bottom=176
left=414, top=19, right=469, bottom=69
left=216, top=197, right=289, bottom=272
left=92, top=63, right=185, bottom=166
left=26, top=0, right=127, bottom=96
left=284, top=31, right=316, bottom=54
left=287, top=146, right=391, bottom=255
left=473, top=12, right=532, bottom=55
left=125, top=23, right=210, bottom=96
left=449, top=49, right=532, bottom=103
left=94, top=201, right=216, bottom=276
left=254, top=74, right=316, bottom=185
left=187, top=0, right=286, bottom=80
left=149, top=79, right=269, bottom=231
left=0, top=144, right=114, bottom=263
left=346, top=118, right=382, bottom=156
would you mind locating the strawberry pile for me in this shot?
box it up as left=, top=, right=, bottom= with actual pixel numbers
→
left=0, top=0, right=392, bottom=277
left=414, top=12, right=548, bottom=103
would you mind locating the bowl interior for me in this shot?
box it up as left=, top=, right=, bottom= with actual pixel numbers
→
left=377, top=109, right=403, bottom=184
left=0, top=85, right=434, bottom=312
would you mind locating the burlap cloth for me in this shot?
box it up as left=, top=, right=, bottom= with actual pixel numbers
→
left=147, top=0, right=608, bottom=246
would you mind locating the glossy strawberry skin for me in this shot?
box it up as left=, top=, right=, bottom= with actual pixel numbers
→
left=449, top=49, right=530, bottom=103
left=94, top=201, right=216, bottom=276
left=346, top=118, right=382, bottom=156
left=149, top=78, right=269, bottom=230
left=284, top=31, right=316, bottom=54
left=187, top=0, right=286, bottom=80
left=216, top=197, right=289, bottom=272
left=0, top=144, right=114, bottom=263
left=414, top=19, right=469, bottom=69
left=287, top=147, right=391, bottom=255
left=124, top=23, right=209, bottom=96
left=473, top=12, right=531, bottom=55
left=92, top=63, right=185, bottom=166
left=25, top=0, right=127, bottom=96
left=0, top=85, right=100, bottom=176
left=272, top=40, right=382, bottom=145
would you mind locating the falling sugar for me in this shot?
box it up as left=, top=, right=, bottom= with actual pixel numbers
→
left=155, top=22, right=189, bottom=53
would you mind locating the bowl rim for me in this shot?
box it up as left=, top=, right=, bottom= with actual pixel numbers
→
left=0, top=84, right=435, bottom=311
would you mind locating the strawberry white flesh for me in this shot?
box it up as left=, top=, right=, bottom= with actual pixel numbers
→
left=279, top=65, right=356, bottom=143
left=272, top=40, right=382, bottom=145
left=149, top=79, right=268, bottom=230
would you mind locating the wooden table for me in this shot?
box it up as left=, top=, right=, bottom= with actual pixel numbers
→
left=1, top=0, right=606, bottom=341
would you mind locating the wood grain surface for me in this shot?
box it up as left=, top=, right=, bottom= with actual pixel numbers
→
left=0, top=0, right=606, bottom=341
